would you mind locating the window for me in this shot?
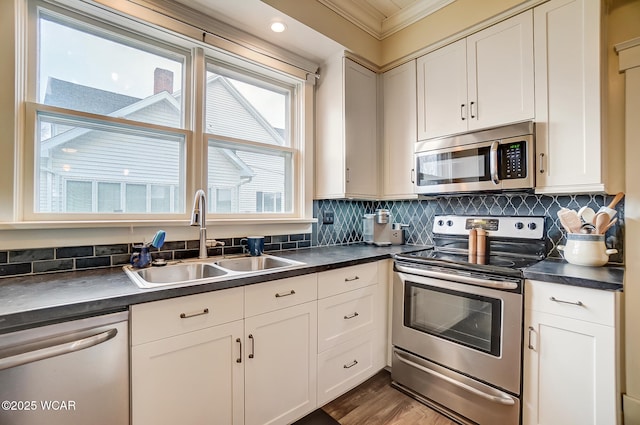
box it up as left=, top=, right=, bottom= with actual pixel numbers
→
left=24, top=0, right=306, bottom=222
left=205, top=66, right=295, bottom=215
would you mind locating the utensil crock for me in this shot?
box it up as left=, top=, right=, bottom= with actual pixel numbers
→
left=558, top=233, right=617, bottom=267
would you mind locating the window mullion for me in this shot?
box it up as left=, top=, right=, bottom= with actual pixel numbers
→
left=190, top=46, right=207, bottom=196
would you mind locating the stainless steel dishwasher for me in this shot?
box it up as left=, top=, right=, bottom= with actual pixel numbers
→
left=0, top=311, right=129, bottom=425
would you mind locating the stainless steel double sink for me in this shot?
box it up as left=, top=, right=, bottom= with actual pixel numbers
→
left=124, top=254, right=305, bottom=289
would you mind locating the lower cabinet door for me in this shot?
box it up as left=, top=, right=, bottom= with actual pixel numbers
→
left=523, top=310, right=617, bottom=425
left=244, top=301, right=318, bottom=425
left=131, top=320, right=244, bottom=425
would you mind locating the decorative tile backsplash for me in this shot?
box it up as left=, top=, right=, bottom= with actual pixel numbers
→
left=314, top=193, right=624, bottom=263
left=0, top=193, right=624, bottom=279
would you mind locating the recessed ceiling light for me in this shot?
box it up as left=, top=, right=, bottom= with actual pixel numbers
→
left=270, top=22, right=287, bottom=33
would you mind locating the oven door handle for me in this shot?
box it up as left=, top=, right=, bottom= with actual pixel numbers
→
left=394, top=351, right=516, bottom=406
left=395, top=264, right=518, bottom=290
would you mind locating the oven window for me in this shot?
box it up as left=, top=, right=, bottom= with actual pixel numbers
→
left=404, top=281, right=501, bottom=356
left=416, top=147, right=491, bottom=186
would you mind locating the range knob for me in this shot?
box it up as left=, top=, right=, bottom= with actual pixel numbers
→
left=446, top=220, right=454, bottom=227
left=515, top=222, right=524, bottom=230
left=437, top=219, right=444, bottom=227
left=528, top=222, right=537, bottom=230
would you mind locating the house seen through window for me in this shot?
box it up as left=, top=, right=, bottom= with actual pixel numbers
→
left=30, top=2, right=300, bottom=218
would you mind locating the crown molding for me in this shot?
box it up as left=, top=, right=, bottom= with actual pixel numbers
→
left=318, top=0, right=455, bottom=40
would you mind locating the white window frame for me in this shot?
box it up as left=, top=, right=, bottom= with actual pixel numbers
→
left=11, top=0, right=314, bottom=230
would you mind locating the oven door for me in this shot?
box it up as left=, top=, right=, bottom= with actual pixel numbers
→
left=392, top=269, right=522, bottom=395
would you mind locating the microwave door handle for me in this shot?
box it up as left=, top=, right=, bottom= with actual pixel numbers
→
left=490, top=141, right=500, bottom=185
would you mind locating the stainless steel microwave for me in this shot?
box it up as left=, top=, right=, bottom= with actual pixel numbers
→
left=414, top=121, right=535, bottom=195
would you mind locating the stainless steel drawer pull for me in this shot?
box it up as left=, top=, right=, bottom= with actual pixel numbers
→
left=539, top=153, right=545, bottom=173
left=344, top=276, right=360, bottom=282
left=527, top=326, right=535, bottom=350
left=550, top=296, right=584, bottom=306
left=344, top=312, right=359, bottom=320
left=275, top=290, right=296, bottom=298
left=180, top=308, right=210, bottom=319
left=236, top=338, right=242, bottom=363
left=248, top=334, right=255, bottom=359
left=343, top=360, right=358, bottom=369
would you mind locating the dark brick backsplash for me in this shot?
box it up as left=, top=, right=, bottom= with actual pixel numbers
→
left=0, top=262, right=32, bottom=277
left=0, top=233, right=313, bottom=279
left=57, top=246, right=94, bottom=258
left=9, top=248, right=54, bottom=263
left=33, top=259, right=74, bottom=274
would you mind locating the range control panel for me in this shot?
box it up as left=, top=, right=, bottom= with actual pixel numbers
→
left=433, top=215, right=545, bottom=240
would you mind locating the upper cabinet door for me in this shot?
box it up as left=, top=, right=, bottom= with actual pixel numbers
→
left=383, top=60, right=417, bottom=199
left=344, top=58, right=378, bottom=198
left=417, top=39, right=467, bottom=140
left=467, top=10, right=535, bottom=130
left=533, top=0, right=620, bottom=194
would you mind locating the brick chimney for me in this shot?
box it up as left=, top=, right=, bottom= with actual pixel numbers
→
left=154, top=68, right=174, bottom=94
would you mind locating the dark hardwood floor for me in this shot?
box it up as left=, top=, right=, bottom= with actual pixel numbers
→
left=321, top=370, right=459, bottom=425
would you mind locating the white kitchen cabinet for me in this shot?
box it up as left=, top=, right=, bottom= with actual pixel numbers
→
left=523, top=280, right=621, bottom=425
left=316, top=262, right=387, bottom=405
left=417, top=10, right=534, bottom=140
left=131, top=288, right=245, bottom=425
left=534, top=0, right=621, bottom=194
left=382, top=60, right=417, bottom=199
left=316, top=54, right=378, bottom=199
left=244, top=301, right=317, bottom=425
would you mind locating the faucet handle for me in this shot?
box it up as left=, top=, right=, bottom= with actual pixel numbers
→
left=206, top=239, right=225, bottom=247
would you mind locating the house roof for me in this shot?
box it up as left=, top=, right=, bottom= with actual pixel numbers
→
left=44, top=77, right=142, bottom=115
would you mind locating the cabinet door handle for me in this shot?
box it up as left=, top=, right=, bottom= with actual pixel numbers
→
left=539, top=153, right=545, bottom=174
left=248, top=334, right=255, bottom=359
left=411, top=168, right=415, bottom=184
left=470, top=101, right=476, bottom=119
left=460, top=104, right=466, bottom=120
left=275, top=290, right=296, bottom=298
left=343, top=360, right=358, bottom=369
left=179, top=308, right=209, bottom=319
left=236, top=338, right=242, bottom=363
left=527, top=326, right=535, bottom=350
left=550, top=296, right=584, bottom=306
left=346, top=168, right=350, bottom=183
left=344, top=312, right=359, bottom=320
left=344, top=276, right=360, bottom=282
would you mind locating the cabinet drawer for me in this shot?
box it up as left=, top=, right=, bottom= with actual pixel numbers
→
left=244, top=274, right=317, bottom=317
left=318, top=285, right=376, bottom=352
left=131, top=287, right=244, bottom=345
left=317, top=332, right=376, bottom=406
left=526, top=280, right=616, bottom=326
left=318, top=263, right=378, bottom=299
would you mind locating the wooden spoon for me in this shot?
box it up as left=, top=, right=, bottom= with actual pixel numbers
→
left=603, top=217, right=618, bottom=233
left=594, top=211, right=611, bottom=234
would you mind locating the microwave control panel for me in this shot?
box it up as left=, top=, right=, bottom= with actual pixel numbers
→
left=499, top=141, right=526, bottom=179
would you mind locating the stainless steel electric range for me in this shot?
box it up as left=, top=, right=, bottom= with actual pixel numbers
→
left=391, top=215, right=546, bottom=425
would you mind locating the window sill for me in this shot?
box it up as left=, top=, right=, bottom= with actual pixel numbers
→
left=0, top=217, right=317, bottom=230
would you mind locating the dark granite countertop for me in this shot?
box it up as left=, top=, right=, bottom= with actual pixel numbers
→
left=523, top=259, right=624, bottom=291
left=0, top=244, right=427, bottom=334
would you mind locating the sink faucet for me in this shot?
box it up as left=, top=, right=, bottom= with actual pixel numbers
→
left=190, top=189, right=224, bottom=259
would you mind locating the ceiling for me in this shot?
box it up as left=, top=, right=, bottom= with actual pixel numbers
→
left=172, top=0, right=457, bottom=66
left=172, top=0, right=344, bottom=65
left=318, top=0, right=456, bottom=39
